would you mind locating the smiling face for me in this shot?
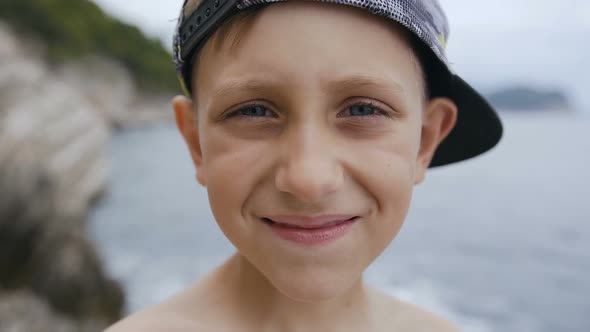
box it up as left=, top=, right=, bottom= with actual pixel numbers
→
left=174, top=2, right=457, bottom=302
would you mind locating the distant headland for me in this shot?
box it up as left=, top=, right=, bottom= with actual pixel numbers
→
left=485, top=86, right=572, bottom=112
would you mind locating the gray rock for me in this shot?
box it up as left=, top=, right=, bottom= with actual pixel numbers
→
left=0, top=21, right=124, bottom=330
left=0, top=290, right=78, bottom=332
left=0, top=290, right=112, bottom=332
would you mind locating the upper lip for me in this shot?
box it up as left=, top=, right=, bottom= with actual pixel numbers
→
left=263, top=214, right=358, bottom=229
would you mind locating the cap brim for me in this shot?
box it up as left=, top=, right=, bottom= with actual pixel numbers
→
left=429, top=74, right=503, bottom=167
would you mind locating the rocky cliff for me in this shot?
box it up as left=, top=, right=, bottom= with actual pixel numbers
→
left=0, top=21, right=173, bottom=331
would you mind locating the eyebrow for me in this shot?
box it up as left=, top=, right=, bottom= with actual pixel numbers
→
left=325, top=75, right=406, bottom=97
left=211, top=77, right=287, bottom=100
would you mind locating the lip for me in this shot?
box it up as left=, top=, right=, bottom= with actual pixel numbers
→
left=262, top=215, right=359, bottom=246
left=264, top=214, right=358, bottom=228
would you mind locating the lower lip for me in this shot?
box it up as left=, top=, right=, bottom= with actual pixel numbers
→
left=264, top=218, right=358, bottom=246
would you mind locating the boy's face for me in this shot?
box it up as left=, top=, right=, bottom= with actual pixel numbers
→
left=174, top=2, right=456, bottom=301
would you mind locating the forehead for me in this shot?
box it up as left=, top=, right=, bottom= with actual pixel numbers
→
left=195, top=2, right=423, bottom=104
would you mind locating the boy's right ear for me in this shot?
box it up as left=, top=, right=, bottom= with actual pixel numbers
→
left=172, top=95, right=206, bottom=187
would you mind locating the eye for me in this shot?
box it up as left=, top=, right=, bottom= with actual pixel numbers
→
left=226, top=104, right=277, bottom=119
left=339, top=101, right=391, bottom=118
left=349, top=104, right=378, bottom=116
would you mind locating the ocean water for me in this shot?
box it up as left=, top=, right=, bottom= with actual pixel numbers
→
left=88, top=112, right=590, bottom=332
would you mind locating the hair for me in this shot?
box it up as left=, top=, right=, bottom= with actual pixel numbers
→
left=183, top=0, right=448, bottom=103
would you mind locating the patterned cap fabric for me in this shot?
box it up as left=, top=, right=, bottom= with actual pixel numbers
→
left=237, top=0, right=451, bottom=66
left=174, top=0, right=451, bottom=85
left=172, top=0, right=503, bottom=167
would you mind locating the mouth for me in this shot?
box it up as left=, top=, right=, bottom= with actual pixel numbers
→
left=261, top=216, right=359, bottom=229
left=260, top=215, right=360, bottom=245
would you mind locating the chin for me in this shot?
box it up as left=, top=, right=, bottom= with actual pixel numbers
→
left=266, top=265, right=363, bottom=303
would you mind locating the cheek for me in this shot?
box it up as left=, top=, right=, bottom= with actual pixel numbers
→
left=345, top=123, right=421, bottom=252
left=201, top=126, right=273, bottom=241
left=364, top=151, right=415, bottom=252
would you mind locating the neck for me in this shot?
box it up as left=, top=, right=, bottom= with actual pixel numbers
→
left=214, top=253, right=375, bottom=332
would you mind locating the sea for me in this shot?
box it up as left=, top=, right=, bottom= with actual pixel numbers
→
left=88, top=112, right=590, bottom=332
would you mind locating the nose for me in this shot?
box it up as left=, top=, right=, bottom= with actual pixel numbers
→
left=274, top=125, right=344, bottom=204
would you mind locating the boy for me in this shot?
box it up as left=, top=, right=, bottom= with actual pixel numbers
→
left=107, top=0, right=502, bottom=331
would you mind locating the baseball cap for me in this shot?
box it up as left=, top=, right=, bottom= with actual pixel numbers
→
left=173, top=0, right=503, bottom=167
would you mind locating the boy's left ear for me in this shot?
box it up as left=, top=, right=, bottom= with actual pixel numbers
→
left=415, top=97, right=458, bottom=184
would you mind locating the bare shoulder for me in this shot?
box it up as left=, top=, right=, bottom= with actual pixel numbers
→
left=104, top=304, right=201, bottom=332
left=106, top=263, right=244, bottom=332
left=104, top=286, right=211, bottom=332
left=369, top=287, right=460, bottom=332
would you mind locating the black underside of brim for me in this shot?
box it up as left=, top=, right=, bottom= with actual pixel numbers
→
left=429, top=74, right=503, bottom=167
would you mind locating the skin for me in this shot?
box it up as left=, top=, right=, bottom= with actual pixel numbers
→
left=107, top=2, right=458, bottom=332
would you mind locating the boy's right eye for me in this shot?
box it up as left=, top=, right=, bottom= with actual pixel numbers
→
left=225, top=104, right=277, bottom=119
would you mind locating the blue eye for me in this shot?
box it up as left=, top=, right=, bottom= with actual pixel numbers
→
left=231, top=104, right=275, bottom=118
left=342, top=102, right=388, bottom=117
left=349, top=104, right=378, bottom=116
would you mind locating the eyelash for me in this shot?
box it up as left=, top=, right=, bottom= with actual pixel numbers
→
left=224, top=100, right=392, bottom=120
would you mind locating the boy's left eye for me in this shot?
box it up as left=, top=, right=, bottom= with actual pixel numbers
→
left=339, top=102, right=391, bottom=118
left=348, top=104, right=380, bottom=116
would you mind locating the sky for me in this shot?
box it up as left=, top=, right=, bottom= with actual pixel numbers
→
left=93, top=0, right=590, bottom=111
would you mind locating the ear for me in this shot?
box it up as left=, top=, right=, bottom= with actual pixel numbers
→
left=414, top=97, right=458, bottom=185
left=172, top=95, right=207, bottom=187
